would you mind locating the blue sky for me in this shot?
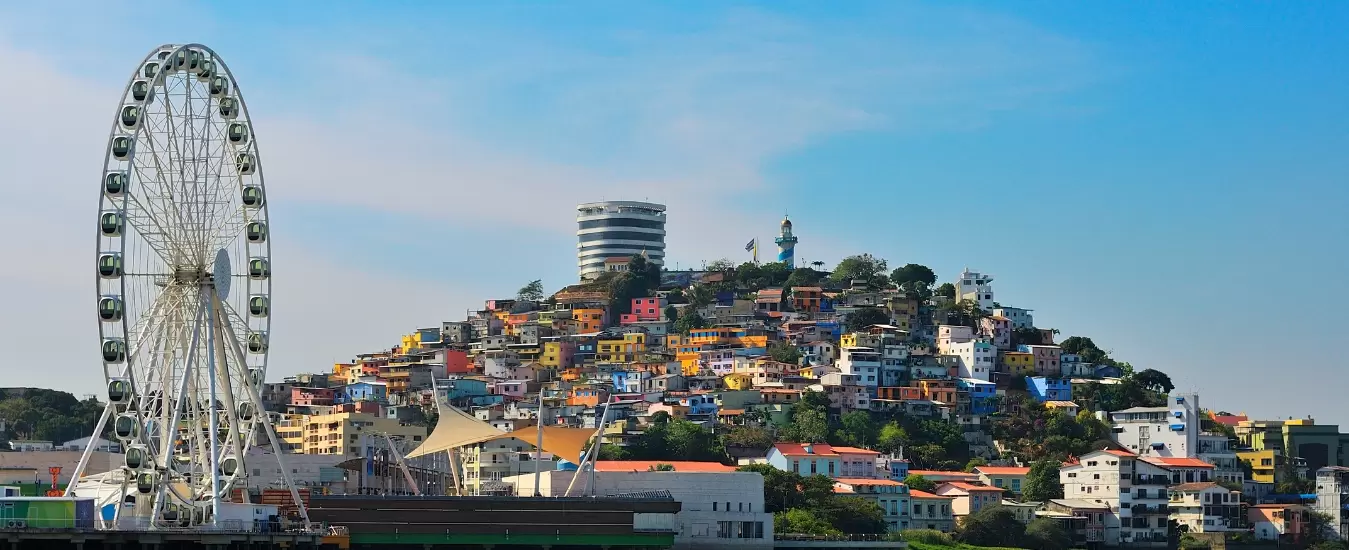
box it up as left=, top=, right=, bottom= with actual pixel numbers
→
left=0, top=2, right=1345, bottom=425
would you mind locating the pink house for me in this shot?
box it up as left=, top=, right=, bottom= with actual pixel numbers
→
left=291, top=387, right=336, bottom=407
left=620, top=297, right=665, bottom=324
left=1019, top=345, right=1062, bottom=376
left=491, top=379, right=530, bottom=400
left=978, top=316, right=1012, bottom=350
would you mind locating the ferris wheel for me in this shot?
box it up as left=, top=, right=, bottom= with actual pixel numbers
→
left=71, top=43, right=305, bottom=529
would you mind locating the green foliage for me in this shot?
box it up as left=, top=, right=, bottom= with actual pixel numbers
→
left=993, top=394, right=1114, bottom=462
left=782, top=408, right=830, bottom=443
left=903, top=474, right=936, bottom=492
left=1011, top=327, right=1046, bottom=347
left=934, top=300, right=987, bottom=329
left=817, top=496, right=888, bottom=535
left=963, top=457, right=988, bottom=472
left=877, top=422, right=909, bottom=455
left=626, top=419, right=724, bottom=461
left=768, top=341, right=802, bottom=365
left=845, top=307, right=892, bottom=332
left=776, top=508, right=841, bottom=536
left=1133, top=368, right=1175, bottom=393
left=722, top=426, right=774, bottom=450
left=830, top=254, right=889, bottom=287
left=735, top=262, right=792, bottom=291
left=784, top=268, right=822, bottom=289
left=901, top=529, right=955, bottom=546
left=516, top=279, right=544, bottom=302
left=1023, top=518, right=1073, bottom=550
left=607, top=255, right=662, bottom=317
left=0, top=389, right=106, bottom=442
left=1072, top=376, right=1167, bottom=413
left=890, top=264, right=937, bottom=299
left=648, top=463, right=676, bottom=471
left=957, top=506, right=1026, bottom=548
left=674, top=311, right=712, bottom=335
left=706, top=259, right=736, bottom=272
left=663, top=305, right=678, bottom=321
left=834, top=411, right=878, bottom=447
left=1022, top=460, right=1065, bottom=502
left=1058, top=336, right=1108, bottom=364
left=936, top=282, right=956, bottom=299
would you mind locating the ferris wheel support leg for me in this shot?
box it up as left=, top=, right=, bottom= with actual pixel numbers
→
left=65, top=403, right=114, bottom=496
left=207, top=293, right=249, bottom=504
left=150, top=297, right=207, bottom=528
left=217, top=317, right=311, bottom=524
left=204, top=292, right=223, bottom=527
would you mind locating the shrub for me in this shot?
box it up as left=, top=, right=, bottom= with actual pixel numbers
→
left=901, top=529, right=954, bottom=546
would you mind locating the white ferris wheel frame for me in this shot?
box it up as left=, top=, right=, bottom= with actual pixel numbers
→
left=72, top=43, right=307, bottom=529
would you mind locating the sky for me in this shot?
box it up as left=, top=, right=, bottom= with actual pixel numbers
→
left=0, top=2, right=1345, bottom=425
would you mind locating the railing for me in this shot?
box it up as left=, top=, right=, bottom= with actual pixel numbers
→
left=1134, top=475, right=1171, bottom=485
left=776, top=533, right=895, bottom=542
left=1131, top=504, right=1170, bottom=515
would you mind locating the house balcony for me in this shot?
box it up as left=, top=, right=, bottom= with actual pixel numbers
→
left=1131, top=504, right=1169, bottom=515
left=1134, top=474, right=1171, bottom=485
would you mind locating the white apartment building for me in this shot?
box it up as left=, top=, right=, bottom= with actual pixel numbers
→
left=956, top=269, right=995, bottom=310
left=505, top=467, right=773, bottom=550
left=1060, top=449, right=1174, bottom=547
left=948, top=339, right=996, bottom=381
left=936, top=325, right=975, bottom=354
left=1169, top=482, right=1244, bottom=533
left=992, top=306, right=1034, bottom=329
left=1109, top=393, right=1201, bottom=458
left=1315, top=466, right=1349, bottom=539
left=576, top=201, right=667, bottom=279
left=837, top=347, right=881, bottom=388
left=1197, top=433, right=1244, bottom=484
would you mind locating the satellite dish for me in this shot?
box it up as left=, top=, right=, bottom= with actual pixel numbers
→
left=213, top=248, right=232, bottom=299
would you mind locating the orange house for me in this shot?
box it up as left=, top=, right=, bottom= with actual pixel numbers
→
left=790, top=287, right=823, bottom=312
left=877, top=386, right=924, bottom=401
left=573, top=308, right=606, bottom=332
left=919, top=379, right=957, bottom=404
left=568, top=386, right=606, bottom=407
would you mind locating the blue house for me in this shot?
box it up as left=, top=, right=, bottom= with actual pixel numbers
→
left=682, top=394, right=718, bottom=416
left=1094, top=364, right=1124, bottom=379
left=340, top=381, right=387, bottom=403
left=956, top=378, right=998, bottom=415
left=1027, top=376, right=1072, bottom=403
left=440, top=377, right=489, bottom=401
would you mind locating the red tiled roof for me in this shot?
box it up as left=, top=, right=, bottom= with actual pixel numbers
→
left=941, top=482, right=1006, bottom=493
left=1171, top=482, right=1225, bottom=492
left=908, top=489, right=952, bottom=500
left=829, top=446, right=881, bottom=456
left=1101, top=449, right=1135, bottom=457
left=773, top=443, right=839, bottom=457
left=975, top=466, right=1031, bottom=476
left=595, top=461, right=735, bottom=472
left=1142, top=457, right=1215, bottom=469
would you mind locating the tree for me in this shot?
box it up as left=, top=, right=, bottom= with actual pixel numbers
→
left=903, top=474, right=936, bottom=493
left=516, top=279, right=544, bottom=302
left=722, top=426, right=774, bottom=450
left=783, top=408, right=830, bottom=443
left=1024, top=517, right=1073, bottom=550
left=877, top=422, right=908, bottom=455
left=963, top=457, right=988, bottom=472
left=784, top=267, right=821, bottom=289
left=835, top=411, right=878, bottom=447
left=1059, top=336, right=1109, bottom=364
left=817, top=496, right=888, bottom=534
left=1133, top=369, right=1175, bottom=394
left=890, top=264, right=937, bottom=298
left=830, top=254, right=888, bottom=287
left=674, top=311, right=712, bottom=335
left=685, top=284, right=716, bottom=308
left=1022, top=460, right=1065, bottom=502
left=936, top=282, right=956, bottom=299
left=958, top=505, right=1026, bottom=548
left=705, top=258, right=735, bottom=273
left=663, top=305, right=678, bottom=321
left=845, top=307, right=891, bottom=332
left=1012, top=326, right=1045, bottom=346
left=776, top=508, right=840, bottom=536
left=768, top=341, right=802, bottom=365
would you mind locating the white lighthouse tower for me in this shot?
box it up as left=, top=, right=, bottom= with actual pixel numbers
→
left=775, top=216, right=798, bottom=268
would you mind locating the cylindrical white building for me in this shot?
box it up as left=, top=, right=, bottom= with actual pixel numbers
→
left=576, top=201, right=666, bottom=280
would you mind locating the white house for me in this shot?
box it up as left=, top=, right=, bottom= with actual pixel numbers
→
left=836, top=347, right=880, bottom=388
left=992, top=306, right=1034, bottom=329
left=1168, top=482, right=1244, bottom=533
left=1108, top=393, right=1201, bottom=458
left=936, top=325, right=975, bottom=354
left=948, top=339, right=996, bottom=381
left=1059, top=449, right=1174, bottom=547
left=956, top=269, right=995, bottom=311
left=505, top=463, right=772, bottom=550
left=59, top=436, right=120, bottom=453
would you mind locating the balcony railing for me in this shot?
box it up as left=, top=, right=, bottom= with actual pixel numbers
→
left=1131, top=504, right=1169, bottom=515
left=1134, top=474, right=1171, bottom=485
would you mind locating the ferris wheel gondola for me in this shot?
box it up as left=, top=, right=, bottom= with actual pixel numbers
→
left=77, top=43, right=304, bottom=529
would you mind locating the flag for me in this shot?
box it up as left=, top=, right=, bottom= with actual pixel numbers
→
left=744, top=238, right=756, bottom=252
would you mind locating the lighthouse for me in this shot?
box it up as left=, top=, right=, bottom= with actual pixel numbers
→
left=775, top=216, right=798, bottom=268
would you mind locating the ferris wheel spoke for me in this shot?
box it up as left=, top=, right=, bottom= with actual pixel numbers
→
left=89, top=44, right=278, bottom=529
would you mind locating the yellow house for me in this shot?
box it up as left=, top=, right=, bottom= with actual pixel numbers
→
left=840, top=332, right=882, bottom=349
left=1000, top=351, right=1035, bottom=376
left=973, top=466, right=1031, bottom=494
left=298, top=412, right=428, bottom=456
left=1237, top=449, right=1281, bottom=483
left=598, top=333, right=646, bottom=362
left=724, top=373, right=754, bottom=391
left=540, top=341, right=574, bottom=369
left=400, top=332, right=423, bottom=353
